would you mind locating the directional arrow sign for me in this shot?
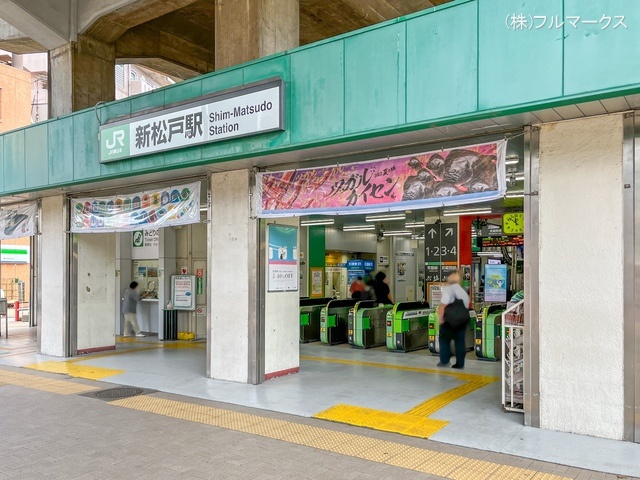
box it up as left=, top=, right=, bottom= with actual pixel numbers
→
left=428, top=228, right=437, bottom=239
left=445, top=227, right=454, bottom=237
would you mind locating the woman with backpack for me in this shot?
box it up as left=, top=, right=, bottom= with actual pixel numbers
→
left=437, top=272, right=470, bottom=369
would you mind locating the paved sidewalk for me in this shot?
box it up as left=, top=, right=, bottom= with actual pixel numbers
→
left=0, top=365, right=635, bottom=480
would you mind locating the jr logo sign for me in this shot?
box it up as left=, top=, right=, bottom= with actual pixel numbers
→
left=101, top=126, right=130, bottom=161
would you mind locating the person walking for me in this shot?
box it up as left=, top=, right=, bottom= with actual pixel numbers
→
left=349, top=276, right=366, bottom=299
left=122, top=281, right=145, bottom=338
left=437, top=272, right=470, bottom=369
left=373, top=271, right=393, bottom=305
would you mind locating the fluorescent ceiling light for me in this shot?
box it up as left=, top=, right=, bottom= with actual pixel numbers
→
left=365, top=213, right=406, bottom=222
left=506, top=192, right=525, bottom=198
left=514, top=175, right=525, bottom=182
left=477, top=251, right=504, bottom=257
left=343, top=225, right=375, bottom=231
left=383, top=230, right=412, bottom=236
left=505, top=159, right=519, bottom=165
left=443, top=208, right=492, bottom=217
left=301, top=218, right=335, bottom=226
left=405, top=221, right=425, bottom=228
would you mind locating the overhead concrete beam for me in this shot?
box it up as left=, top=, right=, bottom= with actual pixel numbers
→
left=115, top=23, right=214, bottom=79
left=0, top=0, right=70, bottom=49
left=0, top=19, right=45, bottom=53
left=82, top=0, right=202, bottom=44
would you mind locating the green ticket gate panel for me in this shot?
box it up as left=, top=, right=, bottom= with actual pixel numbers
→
left=347, top=301, right=375, bottom=346
left=428, top=310, right=477, bottom=355
left=475, top=304, right=504, bottom=361
left=349, top=302, right=392, bottom=348
left=300, top=298, right=332, bottom=343
left=385, top=302, right=432, bottom=352
left=320, top=299, right=359, bottom=345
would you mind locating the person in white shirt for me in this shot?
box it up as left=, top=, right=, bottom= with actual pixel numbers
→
left=437, top=272, right=471, bottom=369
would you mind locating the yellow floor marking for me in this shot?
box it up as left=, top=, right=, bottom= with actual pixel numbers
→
left=23, top=361, right=125, bottom=380
left=304, top=355, right=497, bottom=438
left=110, top=395, right=572, bottom=480
left=0, top=369, right=100, bottom=395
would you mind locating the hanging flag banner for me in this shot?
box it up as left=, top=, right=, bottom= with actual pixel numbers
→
left=256, top=140, right=507, bottom=217
left=70, top=181, right=201, bottom=233
left=0, top=203, right=38, bottom=240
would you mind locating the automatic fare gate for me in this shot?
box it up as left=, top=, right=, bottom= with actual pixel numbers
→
left=428, top=310, right=477, bottom=355
left=348, top=301, right=393, bottom=349
left=386, top=302, right=433, bottom=352
left=320, top=299, right=358, bottom=345
left=300, top=298, right=332, bottom=343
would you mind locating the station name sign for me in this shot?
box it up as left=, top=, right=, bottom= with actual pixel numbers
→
left=99, top=79, right=285, bottom=163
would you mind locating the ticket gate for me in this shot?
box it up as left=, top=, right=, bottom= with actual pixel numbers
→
left=428, top=310, right=477, bottom=355
left=320, top=299, right=359, bottom=345
left=300, top=298, right=332, bottom=343
left=475, top=304, right=505, bottom=361
left=348, top=302, right=393, bottom=349
left=386, top=302, right=432, bottom=352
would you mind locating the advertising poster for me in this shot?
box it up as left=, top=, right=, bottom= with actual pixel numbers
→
left=0, top=203, right=38, bottom=240
left=172, top=275, right=195, bottom=310
left=70, top=181, right=201, bottom=233
left=484, top=264, right=508, bottom=302
left=396, top=258, right=407, bottom=282
left=256, top=141, right=506, bottom=217
left=268, top=225, right=298, bottom=292
left=310, top=268, right=324, bottom=298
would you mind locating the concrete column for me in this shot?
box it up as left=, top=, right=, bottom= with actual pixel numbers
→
left=214, top=0, right=299, bottom=70
left=209, top=170, right=257, bottom=383
left=537, top=113, right=624, bottom=439
left=39, top=196, right=68, bottom=357
left=49, top=35, right=115, bottom=117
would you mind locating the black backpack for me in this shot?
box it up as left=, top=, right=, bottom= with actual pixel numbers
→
left=443, top=298, right=470, bottom=330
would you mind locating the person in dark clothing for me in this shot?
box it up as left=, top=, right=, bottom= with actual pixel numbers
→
left=437, top=272, right=470, bottom=369
left=373, top=271, right=393, bottom=305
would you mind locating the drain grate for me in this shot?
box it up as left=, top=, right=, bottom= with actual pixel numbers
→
left=95, top=387, right=144, bottom=399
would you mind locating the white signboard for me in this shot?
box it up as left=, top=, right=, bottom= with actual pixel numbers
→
left=172, top=275, right=196, bottom=311
left=1, top=245, right=30, bottom=264
left=0, top=203, right=37, bottom=240
left=132, top=229, right=159, bottom=259
left=402, top=309, right=430, bottom=320
left=100, top=79, right=284, bottom=163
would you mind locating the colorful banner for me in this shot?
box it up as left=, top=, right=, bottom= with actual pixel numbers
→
left=0, top=203, right=38, bottom=240
left=70, top=181, right=201, bottom=233
left=484, top=264, right=508, bottom=302
left=256, top=141, right=506, bottom=217
left=267, top=225, right=298, bottom=292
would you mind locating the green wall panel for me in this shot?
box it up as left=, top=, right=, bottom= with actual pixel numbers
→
left=478, top=0, right=563, bottom=109
left=564, top=0, right=640, bottom=95
left=24, top=125, right=49, bottom=188
left=406, top=2, right=478, bottom=122
left=201, top=69, right=244, bottom=95
left=3, top=130, right=25, bottom=192
left=291, top=42, right=345, bottom=142
left=73, top=111, right=101, bottom=181
left=308, top=225, right=326, bottom=297
left=129, top=90, right=165, bottom=113
left=164, top=79, right=202, bottom=105
left=344, top=24, right=406, bottom=133
left=98, top=99, right=132, bottom=125
left=48, top=117, right=75, bottom=184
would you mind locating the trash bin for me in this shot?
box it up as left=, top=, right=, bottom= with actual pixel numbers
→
left=163, top=309, right=178, bottom=340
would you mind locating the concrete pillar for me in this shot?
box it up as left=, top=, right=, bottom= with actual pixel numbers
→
left=39, top=196, right=69, bottom=357
left=537, top=113, right=624, bottom=439
left=214, top=0, right=299, bottom=70
left=49, top=35, right=115, bottom=117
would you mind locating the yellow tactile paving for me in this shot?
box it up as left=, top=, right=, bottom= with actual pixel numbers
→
left=0, top=369, right=100, bottom=395
left=306, top=355, right=498, bottom=439
left=109, top=395, right=573, bottom=480
left=23, top=361, right=124, bottom=380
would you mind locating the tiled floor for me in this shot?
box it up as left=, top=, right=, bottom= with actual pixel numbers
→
left=1, top=333, right=639, bottom=477
left=0, top=364, right=634, bottom=480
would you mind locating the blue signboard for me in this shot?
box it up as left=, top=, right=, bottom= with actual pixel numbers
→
left=484, top=264, right=507, bottom=302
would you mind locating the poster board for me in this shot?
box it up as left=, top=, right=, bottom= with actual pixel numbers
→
left=310, top=267, right=325, bottom=298
left=267, top=225, right=299, bottom=292
left=427, top=282, right=446, bottom=308
left=484, top=264, right=507, bottom=302
left=172, top=275, right=196, bottom=311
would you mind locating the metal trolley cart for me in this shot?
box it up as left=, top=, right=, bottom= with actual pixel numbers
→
left=502, top=300, right=525, bottom=412
left=320, top=298, right=358, bottom=345
left=348, top=301, right=393, bottom=348
left=386, top=302, right=432, bottom=352
left=300, top=298, right=332, bottom=343
left=428, top=310, right=477, bottom=355
left=475, top=304, right=505, bottom=361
